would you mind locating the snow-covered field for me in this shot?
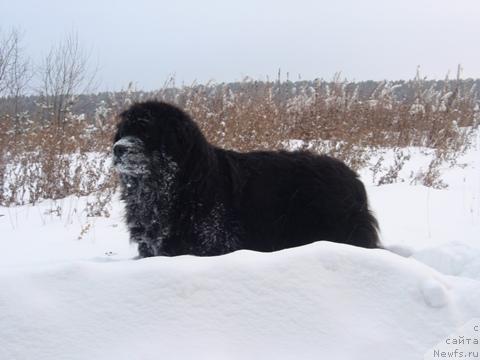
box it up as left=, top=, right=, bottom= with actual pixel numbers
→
left=1, top=141, right=479, bottom=359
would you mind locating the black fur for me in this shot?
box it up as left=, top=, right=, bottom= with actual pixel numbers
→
left=113, top=101, right=380, bottom=257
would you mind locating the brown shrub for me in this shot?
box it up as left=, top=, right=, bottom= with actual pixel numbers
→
left=1, top=76, right=478, bottom=214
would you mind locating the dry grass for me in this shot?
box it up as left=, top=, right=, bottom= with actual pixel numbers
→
left=0, top=76, right=479, bottom=217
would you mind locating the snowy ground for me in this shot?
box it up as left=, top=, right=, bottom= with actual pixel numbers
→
left=1, top=141, right=479, bottom=359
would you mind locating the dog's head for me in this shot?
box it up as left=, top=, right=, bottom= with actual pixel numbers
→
left=113, top=101, right=195, bottom=176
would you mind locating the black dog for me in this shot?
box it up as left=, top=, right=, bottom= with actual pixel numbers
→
left=113, top=101, right=380, bottom=257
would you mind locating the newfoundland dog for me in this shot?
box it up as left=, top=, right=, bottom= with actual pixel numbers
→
left=113, top=101, right=380, bottom=257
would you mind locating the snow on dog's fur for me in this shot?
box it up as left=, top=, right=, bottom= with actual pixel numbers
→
left=113, top=101, right=380, bottom=257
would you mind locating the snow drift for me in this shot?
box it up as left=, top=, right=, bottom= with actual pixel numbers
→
left=1, top=241, right=479, bottom=360
left=1, top=140, right=479, bottom=359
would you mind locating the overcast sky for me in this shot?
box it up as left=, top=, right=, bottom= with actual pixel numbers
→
left=2, top=0, right=480, bottom=91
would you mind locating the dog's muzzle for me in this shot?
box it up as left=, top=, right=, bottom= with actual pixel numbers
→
left=113, top=136, right=143, bottom=159
left=112, top=136, right=149, bottom=175
left=113, top=143, right=128, bottom=158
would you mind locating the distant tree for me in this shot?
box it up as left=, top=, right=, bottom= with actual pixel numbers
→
left=0, top=28, right=31, bottom=136
left=1, top=29, right=30, bottom=99
left=37, top=32, right=96, bottom=127
left=0, top=29, right=17, bottom=97
left=0, top=29, right=30, bottom=90
left=8, top=33, right=31, bottom=120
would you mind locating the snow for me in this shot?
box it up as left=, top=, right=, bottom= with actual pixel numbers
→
left=1, top=242, right=479, bottom=360
left=0, top=141, right=479, bottom=359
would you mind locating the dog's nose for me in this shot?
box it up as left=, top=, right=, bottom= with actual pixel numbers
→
left=113, top=144, right=127, bottom=158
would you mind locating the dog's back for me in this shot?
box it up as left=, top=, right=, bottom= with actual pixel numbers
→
left=217, top=149, right=380, bottom=252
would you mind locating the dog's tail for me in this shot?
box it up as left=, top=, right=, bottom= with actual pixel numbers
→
left=348, top=209, right=381, bottom=248
left=347, top=178, right=381, bottom=249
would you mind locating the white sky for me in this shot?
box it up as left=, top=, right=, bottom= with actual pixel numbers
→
left=2, top=0, right=480, bottom=91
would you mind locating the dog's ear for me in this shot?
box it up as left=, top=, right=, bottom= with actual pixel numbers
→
left=164, top=120, right=196, bottom=162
